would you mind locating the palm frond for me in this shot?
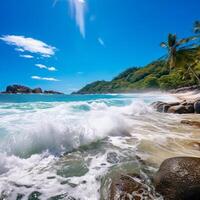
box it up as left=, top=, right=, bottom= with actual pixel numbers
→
left=157, top=54, right=168, bottom=61
left=178, top=43, right=199, bottom=50
left=177, top=35, right=200, bottom=46
left=160, top=42, right=167, bottom=48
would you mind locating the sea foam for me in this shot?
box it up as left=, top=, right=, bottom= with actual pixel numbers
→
left=0, top=93, right=181, bottom=199
left=0, top=98, right=154, bottom=158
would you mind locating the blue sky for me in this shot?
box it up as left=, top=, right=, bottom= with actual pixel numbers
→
left=0, top=0, right=200, bottom=93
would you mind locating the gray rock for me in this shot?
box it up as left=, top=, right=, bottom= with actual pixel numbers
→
left=167, top=105, right=189, bottom=114
left=151, top=101, right=170, bottom=112
left=152, top=100, right=197, bottom=114
left=152, top=101, right=181, bottom=113
left=182, top=185, right=200, bottom=200
left=185, top=104, right=195, bottom=113
left=106, top=152, right=120, bottom=164
left=166, top=103, right=194, bottom=114
left=194, top=100, right=200, bottom=113
left=109, top=174, right=156, bottom=200
left=170, top=85, right=200, bottom=93
left=28, top=191, right=41, bottom=200
left=154, top=157, right=200, bottom=200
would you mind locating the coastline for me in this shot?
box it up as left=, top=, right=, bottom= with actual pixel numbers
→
left=173, top=90, right=200, bottom=101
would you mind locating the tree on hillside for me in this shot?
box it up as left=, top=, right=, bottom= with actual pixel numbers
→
left=160, top=33, right=198, bottom=71
left=182, top=60, right=200, bottom=85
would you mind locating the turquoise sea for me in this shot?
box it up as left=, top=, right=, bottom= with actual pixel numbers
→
left=0, top=93, right=199, bottom=199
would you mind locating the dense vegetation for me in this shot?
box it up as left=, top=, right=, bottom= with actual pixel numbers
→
left=75, top=22, right=200, bottom=94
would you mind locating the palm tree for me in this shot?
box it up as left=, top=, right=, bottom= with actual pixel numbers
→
left=194, top=21, right=200, bottom=34
left=182, top=60, right=200, bottom=85
left=160, top=33, right=198, bottom=71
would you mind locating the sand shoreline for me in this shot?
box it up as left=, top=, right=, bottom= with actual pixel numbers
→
left=171, top=88, right=200, bottom=101
left=170, top=86, right=200, bottom=101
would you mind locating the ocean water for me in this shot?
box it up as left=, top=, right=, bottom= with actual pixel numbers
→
left=0, top=93, right=200, bottom=200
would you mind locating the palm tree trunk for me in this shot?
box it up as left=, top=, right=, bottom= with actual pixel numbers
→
left=189, top=64, right=200, bottom=85
left=169, top=47, right=176, bottom=72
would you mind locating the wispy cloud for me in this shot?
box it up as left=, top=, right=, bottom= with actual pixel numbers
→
left=20, top=54, right=34, bottom=59
left=15, top=48, right=25, bottom=52
left=69, top=0, right=86, bottom=37
left=31, top=76, right=59, bottom=81
left=77, top=71, right=83, bottom=75
left=98, top=37, right=105, bottom=46
left=35, top=64, right=57, bottom=71
left=0, top=35, right=56, bottom=57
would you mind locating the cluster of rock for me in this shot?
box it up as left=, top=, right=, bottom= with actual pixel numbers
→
left=107, top=157, right=200, bottom=200
left=1, top=85, right=63, bottom=94
left=170, top=85, right=200, bottom=93
left=152, top=99, right=200, bottom=114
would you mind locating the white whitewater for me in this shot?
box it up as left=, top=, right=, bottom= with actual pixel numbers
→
left=0, top=92, right=199, bottom=199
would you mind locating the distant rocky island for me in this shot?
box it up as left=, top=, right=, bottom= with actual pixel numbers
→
left=1, top=85, right=64, bottom=94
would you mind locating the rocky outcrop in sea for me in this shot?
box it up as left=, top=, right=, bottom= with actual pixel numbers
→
left=1, top=85, right=63, bottom=94
left=152, top=99, right=200, bottom=114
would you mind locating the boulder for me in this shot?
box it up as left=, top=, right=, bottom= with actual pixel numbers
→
left=152, top=101, right=181, bottom=113
left=180, top=100, right=187, bottom=106
left=151, top=101, right=170, bottom=113
left=168, top=105, right=187, bottom=114
left=185, top=103, right=195, bottom=113
left=109, top=174, right=156, bottom=200
left=32, top=88, right=42, bottom=94
left=170, top=85, right=200, bottom=93
left=106, top=152, right=120, bottom=164
left=152, top=100, right=197, bottom=114
left=182, top=185, right=200, bottom=200
left=167, top=104, right=194, bottom=114
left=194, top=100, right=200, bottom=113
left=154, top=157, right=200, bottom=200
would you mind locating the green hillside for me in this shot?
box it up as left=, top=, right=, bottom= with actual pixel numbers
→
left=74, top=46, right=200, bottom=94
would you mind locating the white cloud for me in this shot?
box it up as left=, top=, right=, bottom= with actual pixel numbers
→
left=98, top=37, right=105, bottom=46
left=35, top=64, right=47, bottom=69
left=15, top=48, right=25, bottom=52
left=0, top=35, right=56, bottom=57
left=48, top=67, right=57, bottom=71
left=20, top=54, right=34, bottom=59
left=69, top=0, right=86, bottom=37
left=31, top=76, right=59, bottom=81
left=35, top=64, right=57, bottom=71
left=77, top=71, right=83, bottom=75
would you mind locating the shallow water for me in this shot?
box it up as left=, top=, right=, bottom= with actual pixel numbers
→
left=0, top=93, right=200, bottom=199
